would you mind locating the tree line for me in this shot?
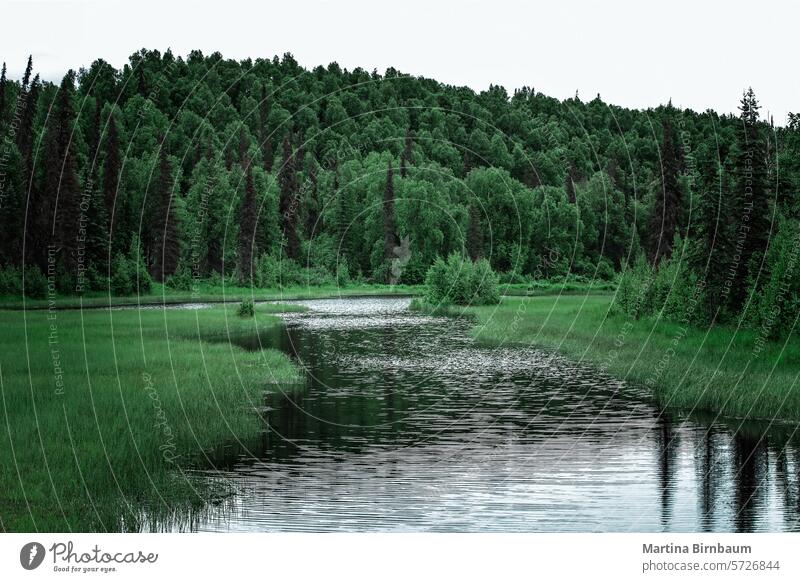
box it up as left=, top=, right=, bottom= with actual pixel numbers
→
left=0, top=50, right=797, bottom=335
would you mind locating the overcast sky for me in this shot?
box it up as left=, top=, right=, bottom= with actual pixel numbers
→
left=2, top=0, right=797, bottom=121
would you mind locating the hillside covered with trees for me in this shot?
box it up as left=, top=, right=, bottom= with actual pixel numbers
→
left=0, top=50, right=798, bottom=335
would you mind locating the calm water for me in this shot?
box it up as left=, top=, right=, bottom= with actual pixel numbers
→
left=191, top=297, right=800, bottom=532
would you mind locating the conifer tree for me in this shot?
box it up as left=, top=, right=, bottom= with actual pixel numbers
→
left=39, top=71, right=82, bottom=277
left=258, top=83, right=273, bottom=172
left=102, top=110, right=125, bottom=255
left=149, top=142, right=180, bottom=281
left=21, top=55, right=33, bottom=92
left=647, top=117, right=683, bottom=264
left=18, top=74, right=40, bottom=266
left=279, top=135, right=300, bottom=260
left=383, top=160, right=397, bottom=274
left=305, top=162, right=320, bottom=238
left=237, top=164, right=258, bottom=283
left=729, top=88, right=770, bottom=313
left=0, top=63, right=7, bottom=125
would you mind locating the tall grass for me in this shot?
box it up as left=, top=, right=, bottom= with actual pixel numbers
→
left=468, top=295, right=800, bottom=422
left=0, top=303, right=302, bottom=532
left=0, top=282, right=421, bottom=310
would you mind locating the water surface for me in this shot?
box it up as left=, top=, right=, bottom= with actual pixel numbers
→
left=192, top=297, right=800, bottom=532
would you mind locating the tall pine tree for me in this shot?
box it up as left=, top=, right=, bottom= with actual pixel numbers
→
left=237, top=163, right=258, bottom=283
left=278, top=135, right=300, bottom=260
left=647, top=117, right=683, bottom=265
left=149, top=141, right=180, bottom=281
left=729, top=88, right=771, bottom=314
left=38, top=71, right=82, bottom=279
left=383, top=160, right=397, bottom=278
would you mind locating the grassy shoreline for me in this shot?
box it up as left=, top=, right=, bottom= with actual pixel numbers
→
left=0, top=282, right=421, bottom=310
left=0, top=280, right=616, bottom=310
left=0, top=302, right=303, bottom=532
left=466, top=295, right=800, bottom=423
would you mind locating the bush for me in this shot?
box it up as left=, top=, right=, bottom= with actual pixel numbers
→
left=24, top=265, right=48, bottom=299
left=237, top=298, right=255, bottom=317
left=110, top=254, right=133, bottom=296
left=0, top=266, right=23, bottom=296
left=166, top=263, right=193, bottom=292
left=256, top=254, right=335, bottom=288
left=335, top=259, right=350, bottom=287
left=594, top=258, right=615, bottom=281
left=129, top=236, right=152, bottom=294
left=424, top=253, right=500, bottom=306
left=751, top=217, right=800, bottom=339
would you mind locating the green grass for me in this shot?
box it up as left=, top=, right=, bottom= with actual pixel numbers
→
left=501, top=280, right=617, bottom=296
left=0, top=302, right=303, bottom=532
left=0, top=282, right=422, bottom=310
left=467, top=295, right=800, bottom=422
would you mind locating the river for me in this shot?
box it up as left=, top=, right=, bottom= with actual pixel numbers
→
left=190, top=297, right=800, bottom=532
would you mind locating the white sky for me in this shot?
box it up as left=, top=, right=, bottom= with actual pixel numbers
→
left=1, top=0, right=797, bottom=121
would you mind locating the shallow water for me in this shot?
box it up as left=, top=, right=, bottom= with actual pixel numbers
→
left=190, top=297, right=800, bottom=532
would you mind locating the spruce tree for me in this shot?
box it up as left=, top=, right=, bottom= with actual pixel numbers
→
left=38, top=71, right=82, bottom=278
left=647, top=117, right=683, bottom=265
left=149, top=141, right=180, bottom=281
left=102, top=110, right=125, bottom=255
left=278, top=135, right=300, bottom=260
left=383, top=160, right=397, bottom=275
left=0, top=63, right=6, bottom=125
left=18, top=75, right=40, bottom=266
left=21, top=55, right=33, bottom=92
left=729, top=88, right=770, bottom=314
left=305, top=162, right=320, bottom=238
left=237, top=164, right=258, bottom=283
left=259, top=84, right=273, bottom=172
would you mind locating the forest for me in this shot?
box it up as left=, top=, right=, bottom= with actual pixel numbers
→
left=0, top=49, right=798, bottom=336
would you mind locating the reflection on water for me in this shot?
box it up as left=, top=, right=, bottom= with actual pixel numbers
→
left=187, top=297, right=800, bottom=532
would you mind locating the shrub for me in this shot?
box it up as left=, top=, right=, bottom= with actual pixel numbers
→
left=110, top=254, right=133, bottom=296
left=594, top=258, right=615, bottom=281
left=469, top=258, right=501, bottom=305
left=751, top=217, right=800, bottom=339
left=24, top=265, right=48, bottom=299
left=335, top=259, right=351, bottom=287
left=0, top=266, right=23, bottom=296
left=256, top=254, right=282, bottom=288
left=424, top=253, right=500, bottom=306
left=237, top=298, right=255, bottom=317
left=612, top=253, right=652, bottom=318
left=166, top=263, right=193, bottom=292
left=129, top=236, right=152, bottom=294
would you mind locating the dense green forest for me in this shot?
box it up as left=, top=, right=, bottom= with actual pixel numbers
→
left=0, top=50, right=798, bottom=335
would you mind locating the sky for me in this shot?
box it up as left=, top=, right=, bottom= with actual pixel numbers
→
left=1, top=0, right=797, bottom=122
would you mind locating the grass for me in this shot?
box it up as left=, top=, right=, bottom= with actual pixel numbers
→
left=0, top=301, right=303, bottom=532
left=501, top=280, right=617, bottom=297
left=0, top=282, right=421, bottom=310
left=466, top=295, right=800, bottom=422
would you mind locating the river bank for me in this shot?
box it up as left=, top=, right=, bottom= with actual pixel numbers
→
left=466, top=295, right=800, bottom=422
left=0, top=282, right=421, bottom=310
left=0, top=302, right=302, bottom=532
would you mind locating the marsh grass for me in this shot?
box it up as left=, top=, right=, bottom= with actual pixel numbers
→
left=0, top=282, right=421, bottom=310
left=468, top=295, right=800, bottom=422
left=0, top=303, right=302, bottom=532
